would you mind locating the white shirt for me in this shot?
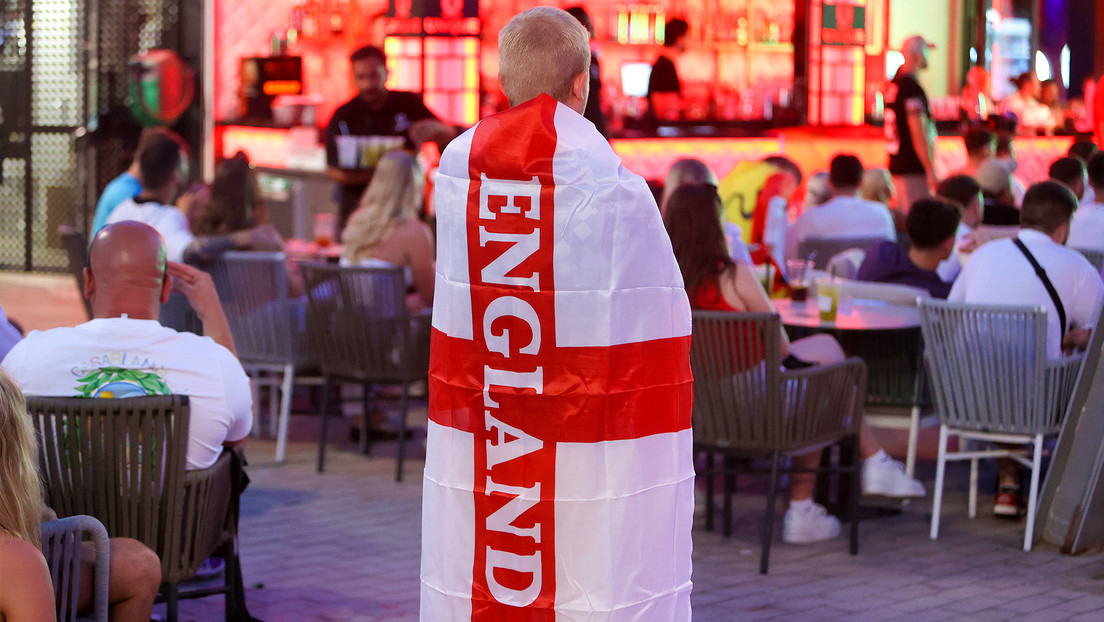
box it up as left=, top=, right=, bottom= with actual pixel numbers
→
left=948, top=229, right=1104, bottom=358
left=2, top=317, right=253, bottom=470
left=785, top=194, right=897, bottom=260
left=1067, top=200, right=1104, bottom=250
left=936, top=222, right=972, bottom=282
left=105, top=198, right=195, bottom=263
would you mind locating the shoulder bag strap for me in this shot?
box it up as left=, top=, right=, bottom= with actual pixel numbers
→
left=1013, top=237, right=1067, bottom=339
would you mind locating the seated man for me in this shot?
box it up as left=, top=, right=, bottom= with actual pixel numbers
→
left=1067, top=151, right=1104, bottom=250
left=104, top=134, right=281, bottom=264
left=977, top=159, right=1021, bottom=225
left=949, top=180, right=1104, bottom=515
left=856, top=197, right=960, bottom=298
left=955, top=127, right=995, bottom=178
left=3, top=221, right=252, bottom=471
left=935, top=174, right=984, bottom=281
left=1049, top=156, right=1088, bottom=202
left=786, top=153, right=896, bottom=260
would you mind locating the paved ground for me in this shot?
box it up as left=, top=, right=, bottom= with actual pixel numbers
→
left=5, top=273, right=1104, bottom=621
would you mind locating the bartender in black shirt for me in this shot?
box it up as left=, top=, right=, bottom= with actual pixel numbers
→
left=325, top=45, right=453, bottom=239
left=647, top=18, right=689, bottom=124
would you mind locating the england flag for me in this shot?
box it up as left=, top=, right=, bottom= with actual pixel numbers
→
left=422, top=94, right=694, bottom=621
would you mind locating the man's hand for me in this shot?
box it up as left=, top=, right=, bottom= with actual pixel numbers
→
left=167, top=262, right=237, bottom=355
left=1062, top=327, right=1092, bottom=354
left=409, top=118, right=456, bottom=149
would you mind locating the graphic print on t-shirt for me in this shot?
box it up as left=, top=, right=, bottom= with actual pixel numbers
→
left=72, top=352, right=171, bottom=398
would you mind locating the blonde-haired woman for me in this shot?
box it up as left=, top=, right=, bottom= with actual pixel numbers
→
left=0, top=365, right=56, bottom=622
left=341, top=150, right=435, bottom=311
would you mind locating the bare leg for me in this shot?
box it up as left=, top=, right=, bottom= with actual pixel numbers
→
left=79, top=537, right=162, bottom=622
left=789, top=334, right=845, bottom=365
left=790, top=451, right=822, bottom=501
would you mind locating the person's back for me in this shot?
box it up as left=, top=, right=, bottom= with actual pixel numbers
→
left=949, top=181, right=1104, bottom=358
left=91, top=171, right=142, bottom=236
left=788, top=154, right=895, bottom=259
left=424, top=7, right=692, bottom=619
left=1067, top=152, right=1104, bottom=250
left=856, top=198, right=960, bottom=298
left=1, top=222, right=252, bottom=470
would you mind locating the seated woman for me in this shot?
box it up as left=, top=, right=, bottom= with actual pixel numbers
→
left=341, top=151, right=435, bottom=311
left=664, top=184, right=925, bottom=545
left=186, top=153, right=286, bottom=265
left=0, top=368, right=55, bottom=622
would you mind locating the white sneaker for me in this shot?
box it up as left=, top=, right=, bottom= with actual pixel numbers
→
left=782, top=501, right=841, bottom=544
left=862, top=450, right=926, bottom=498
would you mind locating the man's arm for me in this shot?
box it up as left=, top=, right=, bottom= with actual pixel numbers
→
left=166, top=262, right=236, bottom=356
left=324, top=166, right=375, bottom=186
left=905, top=104, right=938, bottom=190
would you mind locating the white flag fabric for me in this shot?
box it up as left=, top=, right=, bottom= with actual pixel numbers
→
left=423, top=94, right=694, bottom=621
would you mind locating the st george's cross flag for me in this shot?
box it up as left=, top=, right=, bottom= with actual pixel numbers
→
left=421, top=93, right=694, bottom=621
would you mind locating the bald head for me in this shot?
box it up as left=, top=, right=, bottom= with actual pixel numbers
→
left=86, top=221, right=170, bottom=319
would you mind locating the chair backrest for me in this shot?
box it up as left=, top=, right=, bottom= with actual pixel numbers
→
left=690, top=310, right=865, bottom=452
left=919, top=299, right=1073, bottom=435
left=840, top=279, right=930, bottom=307
left=798, top=236, right=885, bottom=270
left=41, top=515, right=110, bottom=622
left=28, top=396, right=190, bottom=570
left=826, top=248, right=865, bottom=279
left=57, top=224, right=93, bottom=321
left=158, top=291, right=204, bottom=336
left=1072, top=247, right=1104, bottom=273
left=300, top=262, right=430, bottom=382
left=208, top=251, right=310, bottom=365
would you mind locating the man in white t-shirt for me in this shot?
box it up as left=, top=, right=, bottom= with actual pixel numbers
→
left=948, top=181, right=1103, bottom=517
left=3, top=221, right=252, bottom=471
left=786, top=153, right=896, bottom=261
left=1067, top=151, right=1104, bottom=251
left=104, top=135, right=195, bottom=262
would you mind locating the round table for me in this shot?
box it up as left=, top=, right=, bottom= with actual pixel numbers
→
left=774, top=297, right=920, bottom=331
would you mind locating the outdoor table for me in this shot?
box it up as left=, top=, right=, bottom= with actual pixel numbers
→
left=775, top=296, right=925, bottom=518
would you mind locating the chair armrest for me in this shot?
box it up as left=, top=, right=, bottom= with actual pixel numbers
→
left=169, top=451, right=235, bottom=583
left=41, top=515, right=110, bottom=622
left=777, top=357, right=868, bottom=451
left=1043, top=353, right=1086, bottom=431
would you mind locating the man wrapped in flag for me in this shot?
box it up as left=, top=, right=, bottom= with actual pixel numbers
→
left=422, top=7, right=694, bottom=621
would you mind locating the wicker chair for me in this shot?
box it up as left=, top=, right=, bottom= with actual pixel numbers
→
left=690, top=310, right=868, bottom=573
left=919, top=300, right=1084, bottom=551
left=28, top=395, right=245, bottom=622
left=301, top=263, right=431, bottom=481
left=41, top=515, right=110, bottom=622
left=797, top=236, right=885, bottom=270
left=208, top=251, right=319, bottom=463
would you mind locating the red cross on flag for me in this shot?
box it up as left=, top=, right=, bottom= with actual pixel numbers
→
left=422, top=94, right=695, bottom=620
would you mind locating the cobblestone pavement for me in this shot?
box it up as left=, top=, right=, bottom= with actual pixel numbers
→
left=4, top=273, right=1104, bottom=621
left=164, top=416, right=1104, bottom=622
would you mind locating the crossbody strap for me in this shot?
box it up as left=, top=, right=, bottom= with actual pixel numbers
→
left=1013, top=238, right=1067, bottom=339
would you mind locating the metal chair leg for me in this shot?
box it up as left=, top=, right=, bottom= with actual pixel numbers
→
left=317, top=378, right=332, bottom=473
left=930, top=425, right=949, bottom=540
left=722, top=455, right=736, bottom=538
left=165, top=582, right=179, bottom=622
left=396, top=383, right=410, bottom=482
left=275, top=363, right=294, bottom=463
left=1024, top=434, right=1044, bottom=552
left=761, top=450, right=781, bottom=575
left=703, top=450, right=716, bottom=533
left=849, top=435, right=860, bottom=555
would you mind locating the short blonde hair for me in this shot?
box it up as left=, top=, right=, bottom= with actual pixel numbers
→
left=0, top=366, right=43, bottom=547
left=341, top=151, right=423, bottom=263
left=661, top=158, right=717, bottom=214
left=498, top=7, right=590, bottom=107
